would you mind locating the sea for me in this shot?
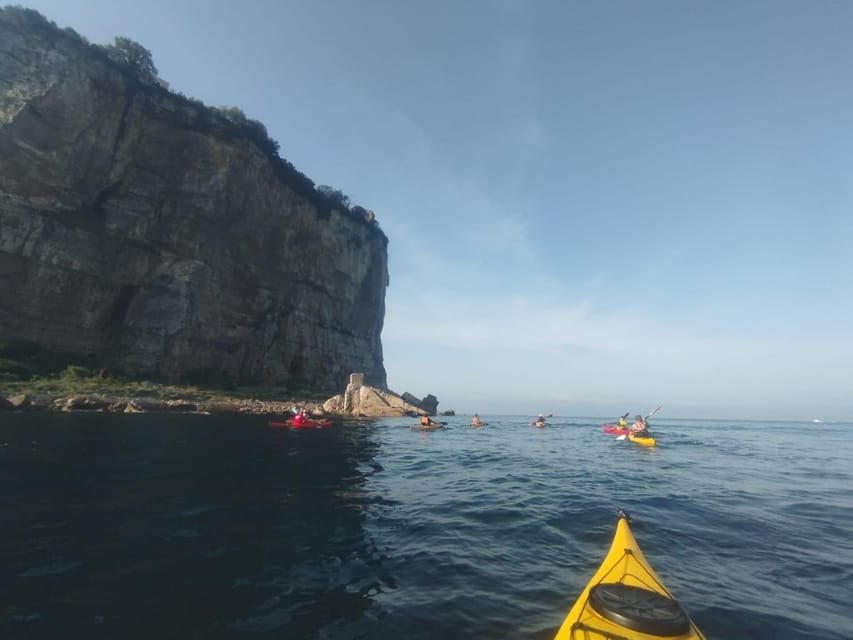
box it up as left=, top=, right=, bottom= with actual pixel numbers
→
left=1, top=413, right=851, bottom=640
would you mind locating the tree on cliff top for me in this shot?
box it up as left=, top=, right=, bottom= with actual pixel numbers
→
left=103, top=36, right=158, bottom=82
left=317, top=185, right=351, bottom=211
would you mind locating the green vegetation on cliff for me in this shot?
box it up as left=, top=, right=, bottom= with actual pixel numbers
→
left=0, top=339, right=327, bottom=403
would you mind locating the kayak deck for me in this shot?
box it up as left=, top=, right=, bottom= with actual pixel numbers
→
left=554, top=515, right=705, bottom=640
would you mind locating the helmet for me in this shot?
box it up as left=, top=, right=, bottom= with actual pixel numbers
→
left=635, top=415, right=643, bottom=420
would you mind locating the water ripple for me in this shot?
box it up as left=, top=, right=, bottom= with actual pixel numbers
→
left=0, top=413, right=851, bottom=639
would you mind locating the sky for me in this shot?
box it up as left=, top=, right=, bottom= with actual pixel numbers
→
left=15, top=0, right=853, bottom=420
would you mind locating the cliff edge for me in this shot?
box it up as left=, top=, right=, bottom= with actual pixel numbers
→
left=0, top=8, right=388, bottom=394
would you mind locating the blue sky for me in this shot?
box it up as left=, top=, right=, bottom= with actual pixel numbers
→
left=18, top=1, right=853, bottom=420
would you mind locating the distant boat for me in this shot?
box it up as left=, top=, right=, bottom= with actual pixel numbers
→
left=812, top=419, right=824, bottom=423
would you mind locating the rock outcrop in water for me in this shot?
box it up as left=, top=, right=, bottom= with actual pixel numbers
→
left=321, top=373, right=436, bottom=417
left=0, top=8, right=388, bottom=394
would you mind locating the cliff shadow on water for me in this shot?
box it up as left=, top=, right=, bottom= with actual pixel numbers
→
left=0, top=412, right=393, bottom=638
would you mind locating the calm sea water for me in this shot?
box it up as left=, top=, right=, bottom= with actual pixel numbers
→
left=1, top=413, right=851, bottom=639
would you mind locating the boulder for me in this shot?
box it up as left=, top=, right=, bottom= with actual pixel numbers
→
left=125, top=398, right=170, bottom=412
left=7, top=393, right=30, bottom=409
left=401, top=392, right=422, bottom=407
left=420, top=394, right=439, bottom=416
left=60, top=395, right=112, bottom=411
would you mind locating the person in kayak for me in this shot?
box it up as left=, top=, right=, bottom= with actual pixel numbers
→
left=631, top=414, right=650, bottom=436
left=420, top=415, right=437, bottom=427
left=471, top=413, right=482, bottom=426
left=616, top=415, right=628, bottom=429
left=292, top=408, right=309, bottom=426
left=534, top=414, right=546, bottom=426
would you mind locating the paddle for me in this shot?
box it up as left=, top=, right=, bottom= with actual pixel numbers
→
left=640, top=406, right=661, bottom=433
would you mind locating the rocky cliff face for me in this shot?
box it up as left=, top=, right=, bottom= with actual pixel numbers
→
left=0, top=8, right=388, bottom=392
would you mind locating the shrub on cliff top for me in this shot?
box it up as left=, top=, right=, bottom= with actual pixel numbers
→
left=101, top=36, right=158, bottom=83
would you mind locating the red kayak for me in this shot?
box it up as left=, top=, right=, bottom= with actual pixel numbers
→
left=268, top=418, right=334, bottom=429
left=602, top=424, right=631, bottom=436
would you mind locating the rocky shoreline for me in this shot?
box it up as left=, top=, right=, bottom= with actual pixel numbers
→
left=0, top=392, right=329, bottom=416
left=1, top=374, right=440, bottom=418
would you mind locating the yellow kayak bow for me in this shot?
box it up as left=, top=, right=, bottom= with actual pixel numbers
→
left=554, top=513, right=706, bottom=640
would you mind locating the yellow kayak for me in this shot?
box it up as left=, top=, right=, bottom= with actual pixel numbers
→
left=554, top=513, right=705, bottom=640
left=629, top=432, right=656, bottom=447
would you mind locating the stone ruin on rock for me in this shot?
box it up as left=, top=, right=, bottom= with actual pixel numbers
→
left=322, top=373, right=440, bottom=417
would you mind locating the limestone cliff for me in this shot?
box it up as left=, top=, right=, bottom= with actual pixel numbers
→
left=0, top=8, right=388, bottom=392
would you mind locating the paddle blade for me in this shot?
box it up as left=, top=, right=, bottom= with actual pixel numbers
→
left=616, top=434, right=627, bottom=441
left=645, top=406, right=662, bottom=419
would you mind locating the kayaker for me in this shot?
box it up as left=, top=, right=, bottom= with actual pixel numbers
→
left=632, top=414, right=650, bottom=436
left=471, top=413, right=482, bottom=426
left=420, top=415, right=437, bottom=427
left=616, top=415, right=628, bottom=429
left=534, top=413, right=546, bottom=426
left=292, top=410, right=306, bottom=426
